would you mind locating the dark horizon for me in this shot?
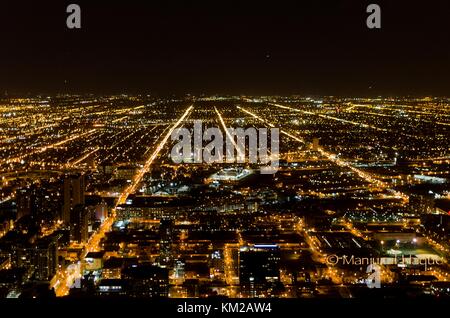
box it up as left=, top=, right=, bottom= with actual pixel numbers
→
left=1, top=0, right=450, bottom=96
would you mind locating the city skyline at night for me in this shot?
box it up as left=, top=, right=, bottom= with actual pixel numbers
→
left=0, top=95, right=449, bottom=302
left=0, top=1, right=449, bottom=315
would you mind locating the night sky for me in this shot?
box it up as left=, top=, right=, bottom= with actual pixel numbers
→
left=1, top=0, right=450, bottom=96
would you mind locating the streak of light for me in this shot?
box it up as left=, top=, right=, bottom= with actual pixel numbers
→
left=1, top=129, right=97, bottom=165
left=237, top=105, right=409, bottom=202
left=114, top=105, right=194, bottom=208
left=66, top=147, right=100, bottom=168
left=214, top=107, right=245, bottom=160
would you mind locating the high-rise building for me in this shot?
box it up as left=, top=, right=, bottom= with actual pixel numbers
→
left=11, top=242, right=35, bottom=279
left=11, top=236, right=58, bottom=281
left=16, top=188, right=32, bottom=220
left=239, top=245, right=281, bottom=288
left=70, top=204, right=89, bottom=244
left=62, top=174, right=85, bottom=224
left=122, top=265, right=169, bottom=297
left=409, top=193, right=435, bottom=214
left=16, top=181, right=63, bottom=222
left=95, top=200, right=108, bottom=222
left=34, top=236, right=58, bottom=281
left=158, top=219, right=173, bottom=267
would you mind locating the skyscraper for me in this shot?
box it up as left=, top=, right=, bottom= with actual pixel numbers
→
left=70, top=204, right=89, bottom=244
left=10, top=236, right=58, bottom=281
left=158, top=219, right=173, bottom=267
left=34, top=236, right=58, bottom=281
left=239, top=245, right=281, bottom=295
left=94, top=200, right=108, bottom=222
left=409, top=193, right=435, bottom=214
left=62, top=174, right=85, bottom=224
left=16, top=181, right=63, bottom=222
left=16, top=188, right=32, bottom=220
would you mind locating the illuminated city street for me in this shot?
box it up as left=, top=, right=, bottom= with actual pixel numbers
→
left=0, top=96, right=449, bottom=301
left=0, top=1, right=450, bottom=314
